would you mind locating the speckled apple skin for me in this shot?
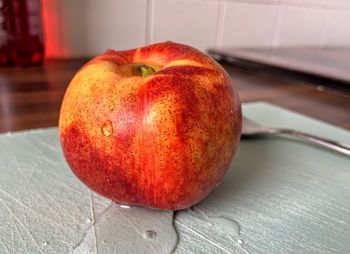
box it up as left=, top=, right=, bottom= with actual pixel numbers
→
left=59, top=42, right=241, bottom=210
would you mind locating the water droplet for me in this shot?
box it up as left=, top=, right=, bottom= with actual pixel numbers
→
left=102, top=120, right=113, bottom=137
left=209, top=216, right=241, bottom=236
left=86, top=218, right=92, bottom=224
left=191, top=207, right=241, bottom=239
left=237, top=239, right=243, bottom=245
left=120, top=205, right=130, bottom=209
left=191, top=206, right=208, bottom=219
left=42, top=242, right=48, bottom=246
left=143, top=230, right=157, bottom=239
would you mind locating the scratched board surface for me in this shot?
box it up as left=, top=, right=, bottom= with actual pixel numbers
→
left=0, top=102, right=350, bottom=253
left=0, top=129, right=177, bottom=254
left=173, top=102, right=350, bottom=254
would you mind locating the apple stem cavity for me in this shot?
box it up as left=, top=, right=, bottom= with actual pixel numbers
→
left=140, top=65, right=156, bottom=77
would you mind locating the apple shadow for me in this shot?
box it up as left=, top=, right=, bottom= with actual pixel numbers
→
left=174, top=136, right=350, bottom=253
left=172, top=139, right=274, bottom=252
left=207, top=139, right=273, bottom=200
left=193, top=137, right=296, bottom=213
left=199, top=132, right=339, bottom=208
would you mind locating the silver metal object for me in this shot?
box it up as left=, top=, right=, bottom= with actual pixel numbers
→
left=242, top=117, right=350, bottom=156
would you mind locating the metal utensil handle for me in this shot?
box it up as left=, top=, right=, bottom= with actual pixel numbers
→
left=268, top=128, right=350, bottom=156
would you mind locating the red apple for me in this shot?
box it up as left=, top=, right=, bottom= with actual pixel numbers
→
left=59, top=41, right=241, bottom=210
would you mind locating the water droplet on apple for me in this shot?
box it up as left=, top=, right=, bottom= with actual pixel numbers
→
left=102, top=120, right=113, bottom=137
left=143, top=229, right=157, bottom=239
left=120, top=205, right=130, bottom=209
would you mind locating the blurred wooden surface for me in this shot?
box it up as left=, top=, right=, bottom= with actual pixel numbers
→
left=0, top=59, right=350, bottom=133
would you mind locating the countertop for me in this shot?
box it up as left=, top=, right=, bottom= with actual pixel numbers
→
left=209, top=47, right=350, bottom=92
left=0, top=58, right=350, bottom=133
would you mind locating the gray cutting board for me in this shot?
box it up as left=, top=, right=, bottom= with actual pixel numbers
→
left=1, top=102, right=350, bottom=254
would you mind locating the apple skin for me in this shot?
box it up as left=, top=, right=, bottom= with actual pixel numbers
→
left=59, top=41, right=241, bottom=210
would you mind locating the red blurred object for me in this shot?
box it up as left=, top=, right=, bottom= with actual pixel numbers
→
left=0, top=0, right=44, bottom=66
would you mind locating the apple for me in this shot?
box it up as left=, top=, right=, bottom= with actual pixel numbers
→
left=59, top=41, right=241, bottom=210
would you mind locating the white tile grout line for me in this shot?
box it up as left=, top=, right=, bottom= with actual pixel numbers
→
left=271, top=0, right=283, bottom=47
left=145, top=0, right=154, bottom=45
left=215, top=0, right=227, bottom=49
left=317, top=0, right=333, bottom=47
left=223, top=0, right=349, bottom=10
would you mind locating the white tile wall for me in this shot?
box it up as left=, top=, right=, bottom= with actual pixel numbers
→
left=221, top=2, right=278, bottom=47
left=59, top=0, right=87, bottom=57
left=282, top=0, right=328, bottom=9
left=321, top=9, right=350, bottom=46
left=152, top=0, right=219, bottom=51
left=275, top=5, right=326, bottom=46
left=84, top=0, right=147, bottom=56
left=331, top=0, right=350, bottom=10
left=42, top=0, right=147, bottom=58
left=42, top=0, right=350, bottom=58
left=225, top=0, right=279, bottom=5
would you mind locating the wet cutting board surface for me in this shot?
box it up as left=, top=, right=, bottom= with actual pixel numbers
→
left=1, top=102, right=350, bottom=253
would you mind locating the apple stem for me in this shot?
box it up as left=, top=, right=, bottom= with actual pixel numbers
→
left=140, top=65, right=156, bottom=77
